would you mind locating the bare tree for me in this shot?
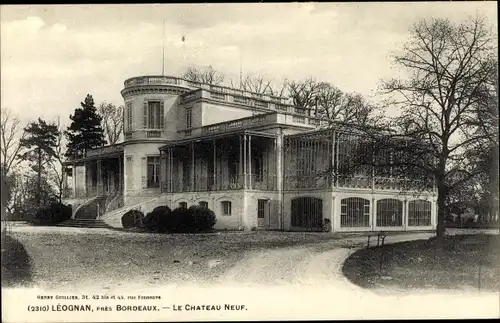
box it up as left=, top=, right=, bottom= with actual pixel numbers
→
left=98, top=102, right=123, bottom=145
left=182, top=65, right=225, bottom=85
left=0, top=108, right=25, bottom=174
left=287, top=78, right=323, bottom=115
left=377, top=16, right=497, bottom=240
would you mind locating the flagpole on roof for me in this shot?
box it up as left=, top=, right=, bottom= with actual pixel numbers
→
left=239, top=49, right=243, bottom=89
left=162, top=19, right=165, bottom=76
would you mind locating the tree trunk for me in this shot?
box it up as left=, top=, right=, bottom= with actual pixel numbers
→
left=436, top=154, right=448, bottom=242
left=37, top=149, right=42, bottom=206
left=436, top=183, right=447, bottom=241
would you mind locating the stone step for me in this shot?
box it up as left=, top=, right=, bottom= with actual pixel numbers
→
left=55, top=219, right=113, bottom=229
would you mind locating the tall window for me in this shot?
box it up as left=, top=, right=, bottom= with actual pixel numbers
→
left=408, top=200, right=432, bottom=226
left=143, top=100, right=164, bottom=129
left=341, top=197, right=370, bottom=227
left=376, top=199, right=403, bottom=227
left=186, top=107, right=192, bottom=129
left=147, top=156, right=160, bottom=188
left=221, top=201, right=232, bottom=216
left=258, top=199, right=267, bottom=219
left=125, top=102, right=133, bottom=132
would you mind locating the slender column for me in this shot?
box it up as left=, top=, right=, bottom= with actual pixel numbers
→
left=97, top=159, right=102, bottom=196
left=335, top=134, right=340, bottom=187
left=404, top=199, right=409, bottom=231
left=331, top=132, right=336, bottom=189
left=159, top=151, right=165, bottom=193
left=118, top=157, right=123, bottom=194
left=212, top=140, right=216, bottom=190
left=61, top=165, right=67, bottom=198
left=239, top=135, right=243, bottom=187
left=166, top=148, right=171, bottom=193
left=243, top=135, right=247, bottom=189
left=84, top=161, right=91, bottom=196
left=273, top=138, right=277, bottom=190
left=170, top=148, right=174, bottom=193
left=248, top=135, right=252, bottom=189
left=191, top=143, right=195, bottom=191
left=72, top=164, right=76, bottom=197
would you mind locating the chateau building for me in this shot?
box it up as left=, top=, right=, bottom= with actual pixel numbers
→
left=62, top=75, right=438, bottom=232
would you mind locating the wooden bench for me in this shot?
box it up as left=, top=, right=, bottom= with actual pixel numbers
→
left=367, top=231, right=387, bottom=248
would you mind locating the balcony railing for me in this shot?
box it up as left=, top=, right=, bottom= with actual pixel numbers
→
left=199, top=114, right=276, bottom=136
left=164, top=174, right=278, bottom=193
left=86, top=144, right=124, bottom=157
left=63, top=185, right=124, bottom=199
left=124, top=76, right=291, bottom=104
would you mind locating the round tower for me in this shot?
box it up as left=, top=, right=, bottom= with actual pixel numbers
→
left=120, top=75, right=195, bottom=203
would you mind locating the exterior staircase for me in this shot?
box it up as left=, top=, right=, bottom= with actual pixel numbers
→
left=55, top=218, right=115, bottom=229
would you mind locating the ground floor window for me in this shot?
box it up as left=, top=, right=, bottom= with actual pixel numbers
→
left=179, top=202, right=188, bottom=209
left=199, top=201, right=208, bottom=209
left=408, top=200, right=432, bottom=226
left=147, top=156, right=160, bottom=188
left=221, top=201, right=232, bottom=216
left=341, top=197, right=370, bottom=227
left=291, top=197, right=323, bottom=229
left=376, top=199, right=403, bottom=227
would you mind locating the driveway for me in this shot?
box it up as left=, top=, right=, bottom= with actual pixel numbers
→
left=222, top=232, right=435, bottom=289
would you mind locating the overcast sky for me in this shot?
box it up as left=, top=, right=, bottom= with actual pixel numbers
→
left=1, top=3, right=497, bottom=126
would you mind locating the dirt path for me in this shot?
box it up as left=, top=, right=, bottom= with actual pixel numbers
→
left=222, top=233, right=435, bottom=289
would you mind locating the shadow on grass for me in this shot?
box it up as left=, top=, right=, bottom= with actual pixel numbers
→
left=1, top=234, right=33, bottom=287
left=342, top=234, right=500, bottom=291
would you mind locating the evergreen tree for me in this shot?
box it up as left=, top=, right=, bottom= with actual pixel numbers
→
left=65, top=94, right=107, bottom=159
left=18, top=118, right=59, bottom=206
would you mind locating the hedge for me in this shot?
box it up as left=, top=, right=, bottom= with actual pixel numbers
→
left=27, top=202, right=72, bottom=225
left=121, top=209, right=145, bottom=229
left=143, top=206, right=171, bottom=233
left=143, top=205, right=217, bottom=233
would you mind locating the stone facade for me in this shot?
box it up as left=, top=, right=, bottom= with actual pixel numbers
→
left=63, top=75, right=438, bottom=232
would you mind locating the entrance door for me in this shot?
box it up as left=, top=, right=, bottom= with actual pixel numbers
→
left=257, top=199, right=269, bottom=228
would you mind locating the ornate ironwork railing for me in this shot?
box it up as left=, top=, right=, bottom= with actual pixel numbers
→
left=164, top=174, right=278, bottom=193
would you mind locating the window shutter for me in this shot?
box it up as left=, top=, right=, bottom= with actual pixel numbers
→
left=160, top=101, right=165, bottom=129
left=123, top=107, right=126, bottom=132
left=143, top=101, right=148, bottom=129
left=141, top=157, right=147, bottom=188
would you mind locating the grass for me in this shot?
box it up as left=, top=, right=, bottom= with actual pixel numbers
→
left=1, top=233, right=33, bottom=287
left=4, top=230, right=353, bottom=290
left=342, top=234, right=500, bottom=291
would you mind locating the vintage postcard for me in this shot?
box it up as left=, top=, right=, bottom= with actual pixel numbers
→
left=1, top=2, right=499, bottom=322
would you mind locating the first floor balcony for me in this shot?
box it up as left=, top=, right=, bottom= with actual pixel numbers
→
left=160, top=132, right=279, bottom=193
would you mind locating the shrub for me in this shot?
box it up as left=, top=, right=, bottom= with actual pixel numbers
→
left=143, top=206, right=171, bottom=233
left=27, top=202, right=72, bottom=225
left=189, top=205, right=217, bottom=232
left=1, top=235, right=32, bottom=287
left=167, top=207, right=193, bottom=233
left=121, top=209, right=145, bottom=229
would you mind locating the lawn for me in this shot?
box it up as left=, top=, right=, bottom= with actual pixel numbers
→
left=2, top=230, right=353, bottom=290
left=342, top=234, right=500, bottom=292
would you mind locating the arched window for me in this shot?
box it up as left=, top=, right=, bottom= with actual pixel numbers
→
left=199, top=201, right=208, bottom=209
left=376, top=199, right=403, bottom=227
left=341, top=197, right=370, bottom=227
left=291, top=197, right=323, bottom=230
left=408, top=200, right=432, bottom=226
left=221, top=201, right=232, bottom=216
left=179, top=202, right=188, bottom=209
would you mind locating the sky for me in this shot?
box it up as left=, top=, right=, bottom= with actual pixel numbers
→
left=1, top=3, right=497, bottom=127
